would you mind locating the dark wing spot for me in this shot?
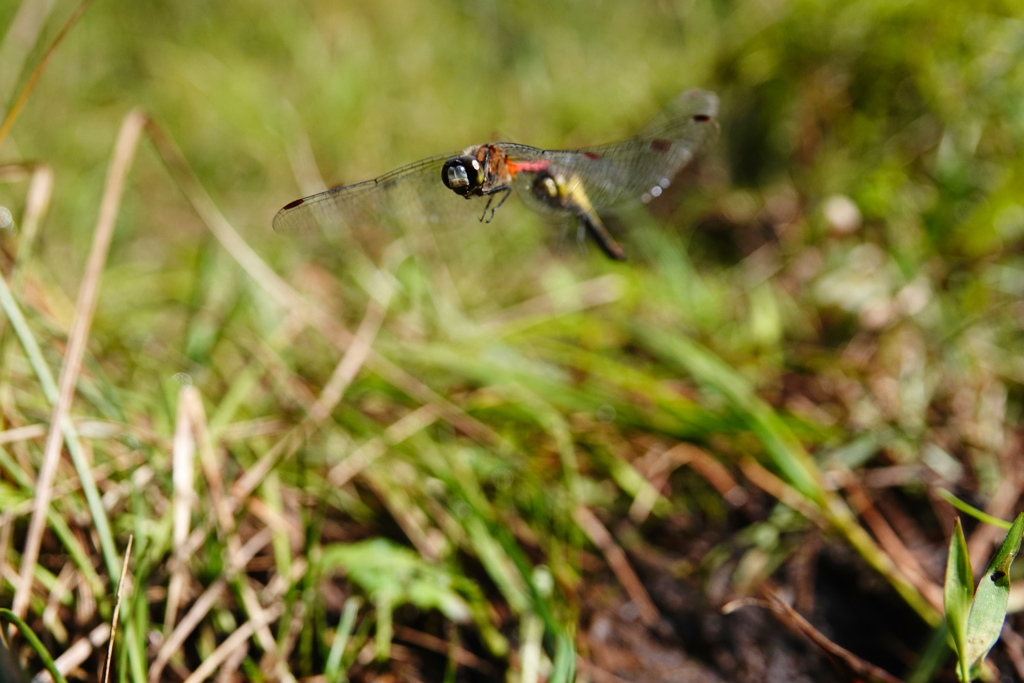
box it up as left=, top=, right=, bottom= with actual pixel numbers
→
left=992, top=570, right=1007, bottom=582
left=282, top=198, right=305, bottom=210
left=649, top=139, right=672, bottom=152
left=693, top=114, right=711, bottom=122
left=584, top=152, right=601, bottom=160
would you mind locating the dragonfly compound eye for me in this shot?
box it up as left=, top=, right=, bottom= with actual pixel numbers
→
left=441, top=155, right=484, bottom=196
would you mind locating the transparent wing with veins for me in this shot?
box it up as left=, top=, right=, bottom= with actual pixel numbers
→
left=536, top=89, right=719, bottom=210
left=272, top=151, right=495, bottom=236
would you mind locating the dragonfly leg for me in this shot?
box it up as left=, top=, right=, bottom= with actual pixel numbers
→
left=477, top=186, right=511, bottom=223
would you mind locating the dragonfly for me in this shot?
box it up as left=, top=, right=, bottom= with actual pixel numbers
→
left=273, top=89, right=719, bottom=261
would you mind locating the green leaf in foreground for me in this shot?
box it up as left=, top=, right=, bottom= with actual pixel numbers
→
left=943, top=518, right=973, bottom=681
left=963, top=512, right=1024, bottom=678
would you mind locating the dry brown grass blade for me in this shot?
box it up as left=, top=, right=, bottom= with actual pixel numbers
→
left=394, top=625, right=500, bottom=678
left=143, top=120, right=303, bottom=316
left=11, top=109, right=147, bottom=619
left=0, top=424, right=46, bottom=445
left=100, top=534, right=133, bottom=683
left=327, top=404, right=440, bottom=489
left=183, top=391, right=294, bottom=682
left=0, top=162, right=53, bottom=270
left=573, top=504, right=660, bottom=627
left=0, top=0, right=58, bottom=105
left=164, top=386, right=199, bottom=636
left=41, top=565, right=74, bottom=643
left=149, top=581, right=228, bottom=683
left=216, top=642, right=250, bottom=683
left=629, top=442, right=748, bottom=523
left=179, top=603, right=284, bottom=683
left=741, top=460, right=936, bottom=622
left=480, top=273, right=625, bottom=332
left=724, top=586, right=907, bottom=683
left=305, top=296, right=390, bottom=426
left=50, top=623, right=110, bottom=681
left=188, top=389, right=234, bottom=536
left=139, top=296, right=393, bottom=674
left=362, top=469, right=445, bottom=561
left=738, top=457, right=827, bottom=527
left=13, top=163, right=53, bottom=268
left=0, top=0, right=95, bottom=151
left=226, top=433, right=302, bottom=508
left=842, top=475, right=943, bottom=612
left=229, top=292, right=392, bottom=503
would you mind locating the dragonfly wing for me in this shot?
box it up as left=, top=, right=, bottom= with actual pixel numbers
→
left=540, top=89, right=719, bottom=210
left=272, top=151, right=494, bottom=236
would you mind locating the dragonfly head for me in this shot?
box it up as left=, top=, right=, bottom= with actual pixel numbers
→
left=441, top=155, right=485, bottom=196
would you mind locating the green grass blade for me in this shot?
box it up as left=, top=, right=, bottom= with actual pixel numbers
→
left=0, top=274, right=121, bottom=583
left=0, top=608, right=68, bottom=683
left=549, top=633, right=576, bottom=683
left=943, top=517, right=973, bottom=681
left=936, top=490, right=1013, bottom=531
left=964, top=511, right=1024, bottom=676
left=324, top=597, right=362, bottom=682
left=0, top=273, right=59, bottom=402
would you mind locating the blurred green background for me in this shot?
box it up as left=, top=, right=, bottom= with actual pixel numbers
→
left=2, top=0, right=1024, bottom=680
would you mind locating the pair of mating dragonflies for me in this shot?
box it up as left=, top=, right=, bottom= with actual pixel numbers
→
left=273, top=89, right=718, bottom=261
